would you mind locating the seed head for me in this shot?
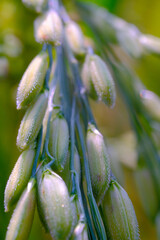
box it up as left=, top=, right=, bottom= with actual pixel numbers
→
left=140, top=89, right=160, bottom=121
left=37, top=168, right=73, bottom=240
left=71, top=222, right=88, bottom=240
left=17, top=51, right=48, bottom=109
left=17, top=91, right=48, bottom=150
left=81, top=54, right=98, bottom=100
left=48, top=112, right=69, bottom=172
left=117, top=26, right=143, bottom=58
left=139, top=34, right=160, bottom=55
left=5, top=178, right=36, bottom=240
left=82, top=54, right=116, bottom=107
left=102, top=180, right=139, bottom=240
left=34, top=10, right=63, bottom=45
left=4, top=148, right=36, bottom=212
left=86, top=123, right=111, bottom=205
left=65, top=21, right=85, bottom=57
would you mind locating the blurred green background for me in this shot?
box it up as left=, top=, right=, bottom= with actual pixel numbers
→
left=0, top=0, right=160, bottom=239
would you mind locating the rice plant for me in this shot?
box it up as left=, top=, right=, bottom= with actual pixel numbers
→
left=4, top=0, right=160, bottom=239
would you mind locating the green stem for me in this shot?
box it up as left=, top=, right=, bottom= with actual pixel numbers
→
left=60, top=3, right=96, bottom=127
left=41, top=111, right=55, bottom=161
left=76, top=115, right=107, bottom=240
left=80, top=179, right=97, bottom=240
left=44, top=44, right=53, bottom=90
left=31, top=126, right=43, bottom=177
left=71, top=170, right=86, bottom=219
left=48, top=0, right=59, bottom=11
left=70, top=96, right=76, bottom=194
left=70, top=96, right=88, bottom=223
left=41, top=43, right=57, bottom=161
left=56, top=45, right=71, bottom=123
left=63, top=36, right=96, bottom=126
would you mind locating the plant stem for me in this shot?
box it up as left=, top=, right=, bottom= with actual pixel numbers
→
left=56, top=45, right=71, bottom=124
left=41, top=41, right=57, bottom=161
left=70, top=96, right=88, bottom=224
left=80, top=179, right=97, bottom=240
left=76, top=115, right=107, bottom=240
left=31, top=126, right=43, bottom=177
left=63, top=36, right=96, bottom=126
left=70, top=96, right=76, bottom=194
left=44, top=44, right=53, bottom=90
left=41, top=111, right=55, bottom=161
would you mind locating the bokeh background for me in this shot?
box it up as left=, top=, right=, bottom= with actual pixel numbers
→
left=0, top=0, right=160, bottom=239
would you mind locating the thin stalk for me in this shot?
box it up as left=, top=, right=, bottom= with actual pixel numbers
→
left=76, top=115, right=107, bottom=240
left=70, top=96, right=76, bottom=194
left=71, top=170, right=86, bottom=219
left=44, top=44, right=53, bottom=90
left=59, top=2, right=70, bottom=23
left=41, top=111, right=55, bottom=161
left=80, top=178, right=97, bottom=240
left=60, top=3, right=96, bottom=126
left=41, top=43, right=57, bottom=161
left=48, top=0, right=59, bottom=11
left=63, top=36, right=96, bottom=126
left=41, top=85, right=58, bottom=160
left=42, top=43, right=47, bottom=51
left=82, top=96, right=96, bottom=126
left=31, top=126, right=43, bottom=177
left=56, top=45, right=71, bottom=124
left=70, top=96, right=87, bottom=223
